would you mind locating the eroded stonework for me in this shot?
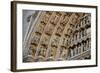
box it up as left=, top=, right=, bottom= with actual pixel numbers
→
left=23, top=11, right=91, bottom=62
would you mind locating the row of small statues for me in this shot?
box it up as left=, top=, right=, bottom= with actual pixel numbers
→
left=68, top=38, right=91, bottom=58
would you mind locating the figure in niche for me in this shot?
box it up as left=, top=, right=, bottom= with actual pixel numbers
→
left=67, top=48, right=71, bottom=58
left=86, top=15, right=90, bottom=25
left=60, top=13, right=69, bottom=27
left=51, top=36, right=60, bottom=47
left=87, top=14, right=91, bottom=25
left=71, top=34, right=74, bottom=45
left=64, top=35, right=69, bottom=46
left=70, top=24, right=74, bottom=30
left=85, top=16, right=91, bottom=28
left=79, top=31, right=82, bottom=40
left=55, top=26, right=64, bottom=36
left=82, top=29, right=85, bottom=38
left=80, top=18, right=84, bottom=27
left=70, top=48, right=74, bottom=57
left=50, top=13, right=60, bottom=25
left=31, top=33, right=41, bottom=45
left=45, top=24, right=55, bottom=35
left=70, top=14, right=78, bottom=24
left=40, top=34, right=50, bottom=45
left=86, top=28, right=91, bottom=38
left=77, top=31, right=80, bottom=40
left=74, top=45, right=78, bottom=55
left=35, top=23, right=45, bottom=34
left=29, top=44, right=37, bottom=57
left=81, top=17, right=86, bottom=26
left=77, top=43, right=83, bottom=54
left=38, top=46, right=47, bottom=57
left=61, top=37, right=68, bottom=47
left=74, top=32, right=78, bottom=43
left=60, top=47, right=68, bottom=59
left=85, top=41, right=87, bottom=51
left=81, top=41, right=84, bottom=52
left=82, top=41, right=87, bottom=52
left=41, top=12, right=51, bottom=24
left=85, top=39, right=89, bottom=50
left=48, top=47, right=57, bottom=59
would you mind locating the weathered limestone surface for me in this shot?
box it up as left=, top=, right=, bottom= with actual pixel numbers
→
left=23, top=11, right=91, bottom=62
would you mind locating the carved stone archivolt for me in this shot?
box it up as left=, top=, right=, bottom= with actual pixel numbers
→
left=23, top=11, right=91, bottom=62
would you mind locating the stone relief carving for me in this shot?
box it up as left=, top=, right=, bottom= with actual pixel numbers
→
left=23, top=11, right=91, bottom=62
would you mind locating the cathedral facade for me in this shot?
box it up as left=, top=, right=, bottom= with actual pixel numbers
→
left=23, top=11, right=91, bottom=62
